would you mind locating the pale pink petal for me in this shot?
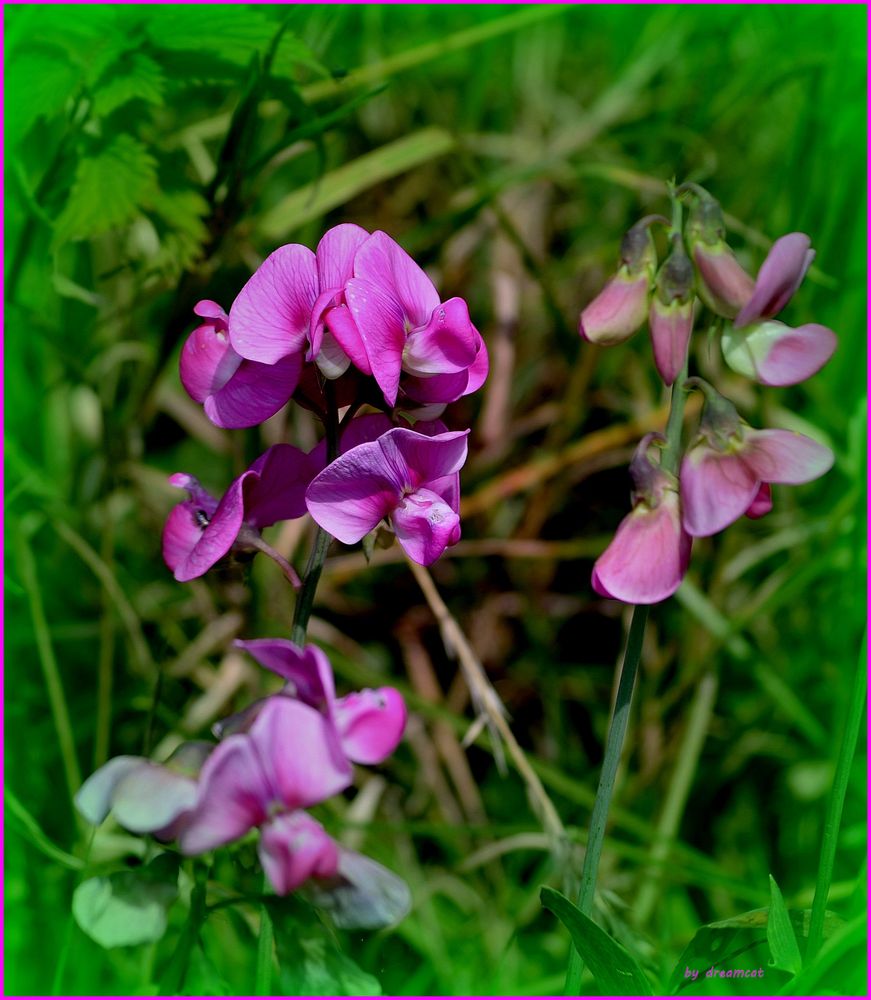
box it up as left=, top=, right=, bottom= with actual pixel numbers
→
left=592, top=492, right=691, bottom=603
left=314, top=329, right=352, bottom=379
left=259, top=812, right=339, bottom=895
left=741, top=429, right=834, bottom=484
left=735, top=233, right=814, bottom=328
left=692, top=243, right=755, bottom=318
left=680, top=445, right=760, bottom=537
left=204, top=354, right=301, bottom=429
left=111, top=764, right=198, bottom=835
left=229, top=244, right=318, bottom=364
left=180, top=323, right=241, bottom=403
left=333, top=687, right=407, bottom=765
left=316, top=223, right=370, bottom=290
left=648, top=298, right=693, bottom=386
left=345, top=277, right=406, bottom=405
left=579, top=273, right=649, bottom=345
left=745, top=483, right=773, bottom=520
left=74, top=756, right=144, bottom=826
left=402, top=297, right=478, bottom=375
left=243, top=443, right=318, bottom=527
left=306, top=848, right=411, bottom=929
left=722, top=320, right=836, bottom=387
left=391, top=487, right=461, bottom=565
left=354, top=231, right=440, bottom=328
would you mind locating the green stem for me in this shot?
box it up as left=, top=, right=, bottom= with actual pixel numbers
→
left=806, top=635, right=866, bottom=958
left=565, top=604, right=649, bottom=994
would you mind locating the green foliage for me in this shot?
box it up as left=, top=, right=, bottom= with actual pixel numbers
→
left=767, top=874, right=802, bottom=976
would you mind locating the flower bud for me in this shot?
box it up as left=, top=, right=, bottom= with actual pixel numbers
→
left=649, top=238, right=695, bottom=385
left=685, top=188, right=754, bottom=318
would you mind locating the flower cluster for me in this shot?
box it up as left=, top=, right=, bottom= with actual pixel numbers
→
left=583, top=185, right=835, bottom=604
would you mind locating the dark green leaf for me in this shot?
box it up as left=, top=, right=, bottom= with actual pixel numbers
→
left=767, top=875, right=802, bottom=975
left=541, top=887, right=653, bottom=995
left=5, top=47, right=81, bottom=146
left=92, top=53, right=165, bottom=117
left=143, top=8, right=277, bottom=66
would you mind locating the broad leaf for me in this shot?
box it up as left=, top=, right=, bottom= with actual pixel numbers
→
left=541, top=887, right=653, bottom=996
left=767, top=875, right=802, bottom=975
left=92, top=53, right=165, bottom=118
left=5, top=47, right=80, bottom=146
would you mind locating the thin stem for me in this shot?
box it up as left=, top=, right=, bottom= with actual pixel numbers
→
left=662, top=356, right=689, bottom=476
left=564, top=603, right=649, bottom=994
left=806, top=635, right=866, bottom=958
left=254, top=899, right=275, bottom=996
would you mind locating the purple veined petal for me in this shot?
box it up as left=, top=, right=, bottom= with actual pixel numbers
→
left=111, top=763, right=198, bottom=835
left=740, top=428, right=834, bottom=485
left=193, top=300, right=228, bottom=324
left=74, top=756, right=144, bottom=826
left=722, top=320, right=837, bottom=387
left=354, top=231, right=440, bottom=328
left=322, top=303, right=371, bottom=375
left=391, top=487, right=461, bottom=565
left=234, top=639, right=331, bottom=707
left=305, top=848, right=412, bottom=930
left=180, top=323, right=242, bottom=404
left=345, top=277, right=407, bottom=405
left=745, top=483, right=773, bottom=520
left=579, top=272, right=650, bottom=345
left=735, top=233, right=814, bottom=328
left=591, top=492, right=691, bottom=604
left=204, top=354, right=301, bottom=429
left=259, top=811, right=340, bottom=895
left=178, top=734, right=274, bottom=855
left=229, top=244, right=318, bottom=365
left=691, top=243, right=755, bottom=318
left=333, top=687, right=407, bottom=765
left=243, top=443, right=318, bottom=527
left=316, top=223, right=370, bottom=291
left=379, top=427, right=470, bottom=490
left=648, top=297, right=694, bottom=386
left=402, top=297, right=478, bottom=376
left=680, top=444, right=760, bottom=537
left=250, top=697, right=352, bottom=811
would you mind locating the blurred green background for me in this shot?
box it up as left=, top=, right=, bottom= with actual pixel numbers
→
left=5, top=4, right=866, bottom=996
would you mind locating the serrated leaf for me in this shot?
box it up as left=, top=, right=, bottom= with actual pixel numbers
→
left=541, top=887, right=653, bottom=995
left=144, top=7, right=277, bottom=66
left=92, top=53, right=165, bottom=117
left=53, top=135, right=158, bottom=245
left=5, top=46, right=81, bottom=146
left=144, top=188, right=210, bottom=275
left=767, top=875, right=803, bottom=976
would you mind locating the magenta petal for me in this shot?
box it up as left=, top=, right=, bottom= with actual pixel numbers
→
left=162, top=503, right=206, bottom=577
left=464, top=332, right=489, bottom=394
left=259, top=812, right=339, bottom=895
left=680, top=445, right=760, bottom=537
left=381, top=427, right=470, bottom=488
left=592, top=492, right=691, bottom=603
left=180, top=323, right=242, bottom=404
left=391, top=487, right=461, bottom=565
left=111, top=764, right=198, bottom=835
left=235, top=639, right=330, bottom=706
left=170, top=472, right=253, bottom=581
left=745, top=483, right=773, bottom=520
left=579, top=273, right=649, bottom=345
left=345, top=277, right=406, bottom=405
left=323, top=303, right=371, bottom=375
left=179, top=735, right=272, bottom=854
left=316, top=223, right=370, bottom=290
left=204, top=354, right=301, bottom=429
left=735, top=233, right=814, bottom=328
left=244, top=443, right=318, bottom=527
left=193, top=300, right=228, bottom=323
left=403, top=297, right=478, bottom=376
left=692, top=244, right=755, bottom=318
left=74, top=756, right=144, bottom=826
left=333, top=687, right=407, bottom=765
left=354, top=231, right=440, bottom=328
left=402, top=369, right=469, bottom=405
left=722, top=320, right=836, bottom=387
left=251, top=698, right=351, bottom=809
left=741, top=429, right=834, bottom=484
left=649, top=298, right=693, bottom=386
left=229, top=244, right=318, bottom=364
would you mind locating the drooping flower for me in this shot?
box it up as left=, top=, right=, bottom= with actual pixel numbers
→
left=305, top=426, right=469, bottom=566
left=179, top=301, right=302, bottom=429
left=179, top=698, right=352, bottom=894
left=684, top=190, right=755, bottom=319
left=75, top=742, right=212, bottom=839
left=721, top=318, right=836, bottom=387
left=734, top=233, right=815, bottom=329
left=579, top=216, right=662, bottom=346
left=592, top=433, right=692, bottom=604
left=232, top=639, right=407, bottom=765
left=648, top=235, right=695, bottom=385
left=680, top=382, right=834, bottom=537
left=162, top=444, right=314, bottom=582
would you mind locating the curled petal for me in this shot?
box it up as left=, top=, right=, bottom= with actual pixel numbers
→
left=592, top=492, right=691, bottom=603
left=204, top=354, right=301, bottom=429
left=735, top=233, right=814, bottom=328
left=649, top=297, right=694, bottom=386
left=333, top=687, right=407, bottom=765
left=391, top=487, right=461, bottom=565
left=322, top=302, right=370, bottom=375
left=692, top=243, right=755, bottom=318
left=579, top=272, right=650, bottom=345
left=722, top=320, right=836, bottom=387
left=381, top=427, right=470, bottom=489
left=235, top=639, right=333, bottom=707
left=180, top=323, right=241, bottom=404
left=402, top=297, right=478, bottom=376
left=259, top=812, right=339, bottom=895
left=75, top=756, right=144, bottom=826
left=345, top=276, right=406, bottom=405
left=745, top=483, right=773, bottom=520
left=193, top=300, right=229, bottom=323
left=680, top=445, right=760, bottom=537
left=741, top=429, right=834, bottom=484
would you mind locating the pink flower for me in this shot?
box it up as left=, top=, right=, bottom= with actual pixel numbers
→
left=342, top=231, right=483, bottom=406
left=592, top=434, right=692, bottom=604
left=180, top=300, right=303, bottom=428
left=648, top=237, right=695, bottom=385
left=179, top=698, right=352, bottom=893
left=232, top=639, right=407, bottom=766
left=75, top=742, right=211, bottom=839
left=162, top=444, right=314, bottom=582
left=734, top=233, right=815, bottom=329
left=305, top=426, right=469, bottom=566
left=721, top=318, right=836, bottom=387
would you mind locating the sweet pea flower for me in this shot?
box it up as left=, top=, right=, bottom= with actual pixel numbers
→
left=162, top=444, right=315, bottom=583
left=680, top=381, right=834, bottom=537
left=180, top=301, right=302, bottom=428
left=232, top=639, right=407, bottom=765
left=648, top=236, right=695, bottom=385
left=684, top=191, right=755, bottom=319
left=179, top=698, right=352, bottom=894
left=721, top=318, right=836, bottom=387
left=75, top=742, right=212, bottom=839
left=579, top=216, right=663, bottom=346
left=592, top=434, right=692, bottom=605
left=734, top=233, right=815, bottom=329
left=341, top=231, right=483, bottom=406
left=305, top=426, right=468, bottom=566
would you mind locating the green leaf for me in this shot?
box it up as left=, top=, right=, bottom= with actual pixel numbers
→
left=145, top=188, right=211, bottom=275
left=540, top=887, right=653, bottom=996
left=92, top=53, right=165, bottom=117
left=144, top=7, right=277, bottom=66
left=72, top=854, right=179, bottom=949
left=5, top=46, right=81, bottom=146
left=767, top=875, right=803, bottom=975
left=53, top=135, right=158, bottom=246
